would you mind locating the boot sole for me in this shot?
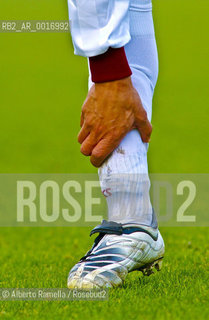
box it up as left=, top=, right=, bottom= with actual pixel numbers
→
left=132, top=257, right=164, bottom=276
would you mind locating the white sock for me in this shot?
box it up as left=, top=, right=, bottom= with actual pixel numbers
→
left=90, top=2, right=158, bottom=226
left=98, top=130, right=154, bottom=226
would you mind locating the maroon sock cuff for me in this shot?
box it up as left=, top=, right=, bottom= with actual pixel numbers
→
left=89, top=47, right=132, bottom=83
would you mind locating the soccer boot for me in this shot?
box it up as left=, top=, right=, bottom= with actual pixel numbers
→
left=67, top=220, right=165, bottom=289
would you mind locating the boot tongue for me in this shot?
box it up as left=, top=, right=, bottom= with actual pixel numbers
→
left=90, top=220, right=159, bottom=241
left=90, top=220, right=123, bottom=236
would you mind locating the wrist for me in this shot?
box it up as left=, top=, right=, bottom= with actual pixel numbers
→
left=89, top=47, right=132, bottom=83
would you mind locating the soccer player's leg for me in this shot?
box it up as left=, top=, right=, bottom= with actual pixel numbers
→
left=68, top=0, right=165, bottom=288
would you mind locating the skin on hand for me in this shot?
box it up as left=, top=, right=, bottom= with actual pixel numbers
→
left=78, top=76, right=152, bottom=167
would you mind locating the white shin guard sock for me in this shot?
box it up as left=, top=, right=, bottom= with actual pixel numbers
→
left=90, top=1, right=159, bottom=226
left=98, top=131, right=155, bottom=226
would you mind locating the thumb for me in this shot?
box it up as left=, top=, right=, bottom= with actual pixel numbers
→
left=134, top=109, right=152, bottom=143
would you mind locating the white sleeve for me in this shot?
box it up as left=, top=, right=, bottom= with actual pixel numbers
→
left=68, top=0, right=131, bottom=57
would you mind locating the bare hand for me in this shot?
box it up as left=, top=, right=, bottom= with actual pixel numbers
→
left=78, top=76, right=152, bottom=167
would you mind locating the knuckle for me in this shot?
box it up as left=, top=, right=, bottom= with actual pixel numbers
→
left=95, top=124, right=104, bottom=135
left=81, top=100, right=88, bottom=112
left=83, top=120, right=91, bottom=129
left=85, top=117, right=94, bottom=130
left=111, top=128, right=122, bottom=140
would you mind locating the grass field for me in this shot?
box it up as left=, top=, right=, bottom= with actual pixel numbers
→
left=0, top=0, right=209, bottom=319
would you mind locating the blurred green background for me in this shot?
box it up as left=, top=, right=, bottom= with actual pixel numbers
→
left=0, top=0, right=208, bottom=319
left=0, top=0, right=208, bottom=173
